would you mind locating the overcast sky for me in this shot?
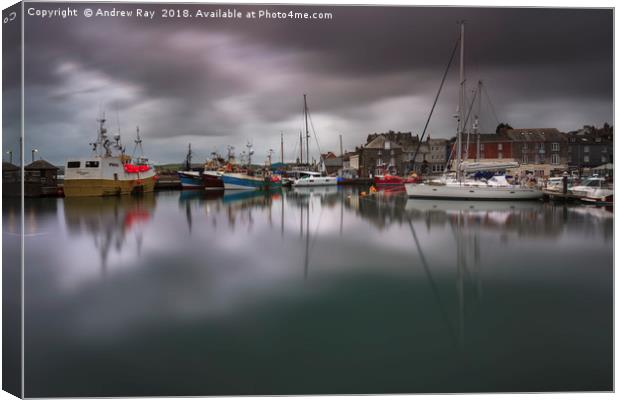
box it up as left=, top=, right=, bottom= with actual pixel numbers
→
left=14, top=4, right=613, bottom=165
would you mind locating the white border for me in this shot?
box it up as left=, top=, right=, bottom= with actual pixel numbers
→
left=0, top=1, right=616, bottom=400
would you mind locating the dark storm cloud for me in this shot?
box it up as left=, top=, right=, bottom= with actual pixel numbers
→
left=20, top=3, right=612, bottom=165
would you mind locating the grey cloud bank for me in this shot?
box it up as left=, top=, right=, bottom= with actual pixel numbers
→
left=18, top=3, right=612, bottom=165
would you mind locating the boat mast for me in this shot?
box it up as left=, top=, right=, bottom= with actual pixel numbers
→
left=185, top=143, right=192, bottom=170
left=304, top=94, right=309, bottom=167
left=246, top=141, right=253, bottom=167
left=475, top=80, right=481, bottom=161
left=456, top=21, right=465, bottom=181
left=299, top=130, right=303, bottom=165
left=281, top=131, right=284, bottom=164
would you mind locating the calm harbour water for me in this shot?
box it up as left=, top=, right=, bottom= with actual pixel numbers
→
left=12, top=187, right=613, bottom=396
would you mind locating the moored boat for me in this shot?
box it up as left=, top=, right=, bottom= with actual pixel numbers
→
left=178, top=144, right=205, bottom=189
left=64, top=118, right=157, bottom=197
left=221, top=172, right=281, bottom=190
left=292, top=171, right=338, bottom=187
left=570, top=176, right=613, bottom=205
left=178, top=171, right=204, bottom=189
left=405, top=23, right=542, bottom=201
left=405, top=178, right=543, bottom=200
left=203, top=170, right=224, bottom=190
left=374, top=174, right=420, bottom=187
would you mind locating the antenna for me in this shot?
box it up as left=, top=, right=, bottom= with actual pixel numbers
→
left=246, top=140, right=253, bottom=166
left=132, top=126, right=144, bottom=158
left=115, top=108, right=121, bottom=136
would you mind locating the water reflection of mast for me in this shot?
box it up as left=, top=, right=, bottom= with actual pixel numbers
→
left=300, top=200, right=303, bottom=238
left=281, top=192, right=285, bottom=237
left=456, top=212, right=465, bottom=348
left=407, top=217, right=458, bottom=347
left=340, top=190, right=344, bottom=236
left=186, top=201, right=192, bottom=234
left=449, top=209, right=484, bottom=348
left=304, top=200, right=310, bottom=280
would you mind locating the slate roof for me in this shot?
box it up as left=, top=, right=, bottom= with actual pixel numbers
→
left=25, top=159, right=59, bottom=170
left=504, top=128, right=567, bottom=142
left=364, top=135, right=403, bottom=150
left=2, top=162, right=19, bottom=172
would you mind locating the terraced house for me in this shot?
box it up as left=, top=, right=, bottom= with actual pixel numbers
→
left=504, top=128, right=569, bottom=177
left=566, top=124, right=613, bottom=172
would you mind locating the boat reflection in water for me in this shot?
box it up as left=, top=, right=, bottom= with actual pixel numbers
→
left=62, top=194, right=156, bottom=274
left=24, top=188, right=612, bottom=396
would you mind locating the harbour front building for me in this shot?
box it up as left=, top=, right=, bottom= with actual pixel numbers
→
left=459, top=132, right=516, bottom=163
left=426, top=137, right=448, bottom=175
left=355, top=131, right=421, bottom=177
left=504, top=128, right=569, bottom=177
left=566, top=124, right=613, bottom=174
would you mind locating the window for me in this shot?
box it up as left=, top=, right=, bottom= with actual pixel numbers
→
left=480, top=144, right=485, bottom=150
left=523, top=143, right=528, bottom=150
left=601, top=155, right=607, bottom=163
left=551, top=154, right=560, bottom=165
left=85, top=161, right=99, bottom=168
left=552, top=142, right=559, bottom=151
left=498, top=143, right=503, bottom=150
left=602, top=147, right=607, bottom=153
left=584, top=155, right=590, bottom=163
left=522, top=154, right=528, bottom=164
left=584, top=146, right=590, bottom=153
left=67, top=161, right=81, bottom=168
left=595, top=137, right=602, bottom=143
left=498, top=152, right=503, bottom=159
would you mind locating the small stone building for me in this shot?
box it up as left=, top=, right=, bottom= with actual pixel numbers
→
left=24, top=159, right=59, bottom=197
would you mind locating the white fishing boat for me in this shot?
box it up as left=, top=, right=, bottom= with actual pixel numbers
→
left=292, top=171, right=337, bottom=187
left=64, top=117, right=157, bottom=197
left=405, top=22, right=542, bottom=201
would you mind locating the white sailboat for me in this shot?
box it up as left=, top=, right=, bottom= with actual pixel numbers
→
left=292, top=94, right=337, bottom=187
left=405, top=22, right=542, bottom=201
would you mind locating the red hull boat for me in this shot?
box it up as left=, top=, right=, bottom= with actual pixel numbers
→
left=373, top=174, right=420, bottom=187
left=202, top=171, right=224, bottom=190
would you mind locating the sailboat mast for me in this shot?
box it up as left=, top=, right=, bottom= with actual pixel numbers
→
left=281, top=131, right=284, bottom=164
left=456, top=21, right=465, bottom=181
left=304, top=94, right=310, bottom=167
left=299, top=130, right=303, bottom=164
left=475, top=80, right=482, bottom=161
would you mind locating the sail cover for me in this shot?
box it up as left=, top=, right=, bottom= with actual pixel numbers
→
left=459, top=161, right=519, bottom=172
